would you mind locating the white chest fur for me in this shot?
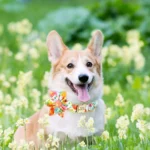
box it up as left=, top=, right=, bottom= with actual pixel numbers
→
left=46, top=99, right=105, bottom=140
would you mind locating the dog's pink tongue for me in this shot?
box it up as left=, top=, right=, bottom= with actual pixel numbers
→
left=75, top=85, right=90, bottom=102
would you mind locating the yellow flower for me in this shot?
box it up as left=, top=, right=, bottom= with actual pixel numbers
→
left=72, top=43, right=82, bottom=50
left=134, top=54, right=145, bottom=70
left=78, top=116, right=95, bottom=133
left=116, top=115, right=129, bottom=130
left=38, top=114, right=49, bottom=127
left=8, top=19, right=32, bottom=35
left=37, top=129, right=44, bottom=140
left=85, top=117, right=95, bottom=133
left=101, top=130, right=110, bottom=141
left=131, top=104, right=144, bottom=122
left=136, top=120, right=147, bottom=133
left=0, top=74, right=5, bottom=81
left=17, top=140, right=29, bottom=149
left=79, top=141, right=86, bottom=147
left=77, top=115, right=86, bottom=127
left=116, top=115, right=129, bottom=139
left=15, top=52, right=25, bottom=61
left=4, top=106, right=16, bottom=117
left=9, top=76, right=17, bottom=83
left=144, top=107, right=150, bottom=116
left=114, top=93, right=125, bottom=107
left=16, top=118, right=30, bottom=127
left=8, top=141, right=17, bottom=149
left=105, top=107, right=112, bottom=122
left=118, top=129, right=127, bottom=139
left=126, top=30, right=140, bottom=44
left=51, top=137, right=60, bottom=148
left=18, top=96, right=28, bottom=108
left=29, top=48, right=39, bottom=59
left=17, top=71, right=32, bottom=96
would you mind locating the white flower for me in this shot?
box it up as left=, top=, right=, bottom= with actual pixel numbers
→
left=105, top=107, right=112, bottom=121
left=45, top=142, right=50, bottom=148
left=144, top=107, right=150, bottom=116
left=3, top=127, right=14, bottom=143
left=101, top=130, right=110, bottom=141
left=72, top=43, right=82, bottom=50
left=37, top=129, right=44, bottom=140
left=29, top=47, right=39, bottom=59
left=118, top=129, right=127, bottom=139
left=18, top=96, right=28, bottom=108
left=17, top=71, right=32, bottom=96
left=51, top=137, right=60, bottom=148
left=5, top=94, right=12, bottom=104
left=3, top=81, right=11, bottom=88
left=16, top=118, right=24, bottom=127
left=144, top=76, right=150, bottom=82
left=134, top=54, right=145, bottom=70
left=29, top=141, right=35, bottom=148
left=79, top=141, right=86, bottom=147
left=20, top=43, right=29, bottom=53
left=126, top=75, right=133, bottom=84
left=0, top=126, right=3, bottom=137
left=16, top=118, right=30, bottom=127
left=126, top=30, right=141, bottom=45
left=15, top=52, right=25, bottom=61
left=114, top=93, right=125, bottom=107
left=8, top=141, right=17, bottom=149
left=116, top=115, right=129, bottom=139
left=38, top=114, right=49, bottom=127
left=139, top=133, right=144, bottom=141
left=108, top=44, right=122, bottom=58
left=78, top=116, right=95, bottom=133
left=8, top=19, right=32, bottom=35
left=31, top=88, right=41, bottom=98
left=9, top=76, right=17, bottom=83
left=4, top=106, right=16, bottom=117
left=136, top=120, right=146, bottom=133
left=85, top=117, right=95, bottom=133
left=77, top=116, right=86, bottom=127
left=17, top=140, right=29, bottom=150
left=131, top=104, right=145, bottom=122
left=116, top=115, right=129, bottom=130
left=0, top=74, right=6, bottom=81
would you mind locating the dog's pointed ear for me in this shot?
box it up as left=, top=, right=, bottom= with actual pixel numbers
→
left=87, top=30, right=104, bottom=58
left=46, top=30, right=68, bottom=63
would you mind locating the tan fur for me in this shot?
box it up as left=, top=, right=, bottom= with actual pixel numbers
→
left=53, top=50, right=101, bottom=78
left=14, top=106, right=49, bottom=149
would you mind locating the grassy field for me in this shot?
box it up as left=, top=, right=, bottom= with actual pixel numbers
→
left=0, top=0, right=150, bottom=149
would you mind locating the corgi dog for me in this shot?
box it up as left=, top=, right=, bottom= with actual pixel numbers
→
left=14, top=30, right=105, bottom=148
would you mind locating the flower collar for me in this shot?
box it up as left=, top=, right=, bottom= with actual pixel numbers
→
left=45, top=91, right=98, bottom=117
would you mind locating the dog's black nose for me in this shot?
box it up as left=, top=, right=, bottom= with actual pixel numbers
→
left=78, top=74, right=89, bottom=83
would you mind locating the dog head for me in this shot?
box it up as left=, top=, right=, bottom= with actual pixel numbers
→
left=47, top=30, right=104, bottom=104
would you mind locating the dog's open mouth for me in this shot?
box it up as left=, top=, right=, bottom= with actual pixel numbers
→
left=65, top=78, right=94, bottom=102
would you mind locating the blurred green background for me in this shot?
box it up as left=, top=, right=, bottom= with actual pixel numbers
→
left=0, top=0, right=150, bottom=104
left=0, top=0, right=150, bottom=93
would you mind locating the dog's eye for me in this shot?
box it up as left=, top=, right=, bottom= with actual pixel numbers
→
left=67, top=63, right=74, bottom=69
left=86, top=62, right=93, bottom=67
